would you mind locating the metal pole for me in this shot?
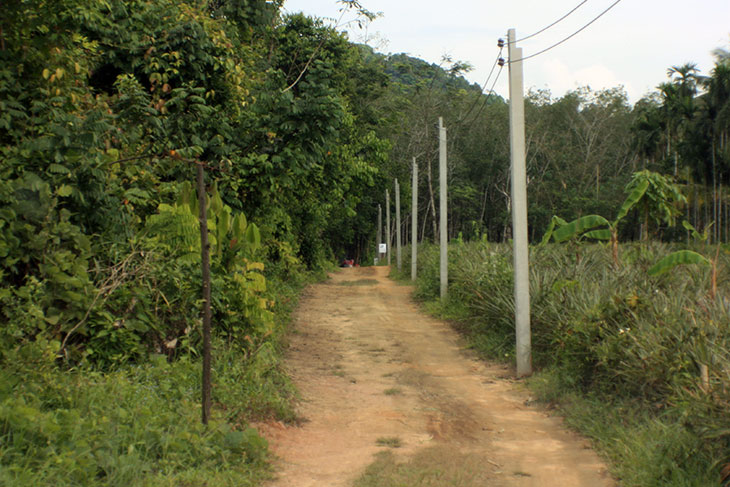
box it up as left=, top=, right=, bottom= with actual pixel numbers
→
left=411, top=158, right=418, bottom=281
left=197, top=164, right=212, bottom=424
left=439, top=117, right=448, bottom=299
left=395, top=178, right=402, bottom=271
left=386, top=189, right=391, bottom=266
left=508, top=28, right=532, bottom=377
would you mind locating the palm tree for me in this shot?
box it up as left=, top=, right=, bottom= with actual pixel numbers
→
left=701, top=60, right=730, bottom=240
left=663, top=64, right=700, bottom=174
left=631, top=94, right=663, bottom=168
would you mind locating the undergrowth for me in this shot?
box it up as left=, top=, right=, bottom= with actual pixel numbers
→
left=1, top=342, right=270, bottom=486
left=0, top=265, right=318, bottom=486
left=394, top=241, right=730, bottom=486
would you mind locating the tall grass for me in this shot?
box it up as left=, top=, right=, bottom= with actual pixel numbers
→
left=396, top=241, right=730, bottom=486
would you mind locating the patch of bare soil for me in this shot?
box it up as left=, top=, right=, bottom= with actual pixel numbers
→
left=258, top=266, right=614, bottom=487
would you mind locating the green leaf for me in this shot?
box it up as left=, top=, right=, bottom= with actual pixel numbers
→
left=553, top=215, right=609, bottom=243
left=48, top=163, right=71, bottom=174
left=245, top=223, right=261, bottom=250
left=616, top=178, right=649, bottom=222
left=232, top=213, right=247, bottom=242
left=56, top=185, right=73, bottom=197
left=582, top=229, right=611, bottom=240
left=539, top=215, right=568, bottom=246
left=648, top=250, right=710, bottom=276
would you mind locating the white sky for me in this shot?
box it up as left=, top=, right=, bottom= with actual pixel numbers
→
left=282, top=0, right=730, bottom=104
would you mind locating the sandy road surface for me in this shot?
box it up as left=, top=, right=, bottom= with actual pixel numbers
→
left=258, top=266, right=613, bottom=487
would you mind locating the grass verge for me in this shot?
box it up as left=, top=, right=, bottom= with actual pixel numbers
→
left=0, top=266, right=323, bottom=486
left=354, top=447, right=492, bottom=487
left=390, top=241, right=730, bottom=486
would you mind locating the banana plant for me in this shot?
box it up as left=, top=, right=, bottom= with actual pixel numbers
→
left=649, top=246, right=720, bottom=300
left=627, top=170, right=686, bottom=241
left=542, top=177, right=651, bottom=266
left=683, top=220, right=713, bottom=244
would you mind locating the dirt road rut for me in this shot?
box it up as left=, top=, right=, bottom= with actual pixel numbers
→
left=259, top=266, right=613, bottom=487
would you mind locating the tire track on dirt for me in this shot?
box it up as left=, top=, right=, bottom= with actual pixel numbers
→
left=258, top=266, right=614, bottom=487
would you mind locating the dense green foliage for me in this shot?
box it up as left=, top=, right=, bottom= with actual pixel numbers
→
left=396, top=241, right=730, bottom=486
left=0, top=0, right=392, bottom=364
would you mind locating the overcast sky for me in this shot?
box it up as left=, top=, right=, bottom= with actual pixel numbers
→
left=282, top=0, right=730, bottom=104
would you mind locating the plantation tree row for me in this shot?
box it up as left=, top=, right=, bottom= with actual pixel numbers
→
left=384, top=49, right=730, bottom=248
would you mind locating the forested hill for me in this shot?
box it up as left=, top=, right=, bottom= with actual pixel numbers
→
left=382, top=51, right=482, bottom=94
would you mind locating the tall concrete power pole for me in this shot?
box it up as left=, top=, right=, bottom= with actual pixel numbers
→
left=439, top=117, right=448, bottom=299
left=411, top=158, right=418, bottom=281
left=395, top=178, right=402, bottom=271
left=508, top=28, right=532, bottom=377
left=386, top=188, right=391, bottom=266
left=377, top=204, right=382, bottom=263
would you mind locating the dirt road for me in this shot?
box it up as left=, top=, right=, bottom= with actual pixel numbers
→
left=259, top=266, right=614, bottom=487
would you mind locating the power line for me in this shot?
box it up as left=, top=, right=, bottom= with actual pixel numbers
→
left=510, top=0, right=590, bottom=44
left=509, top=0, right=623, bottom=64
left=470, top=64, right=504, bottom=122
left=457, top=47, right=503, bottom=123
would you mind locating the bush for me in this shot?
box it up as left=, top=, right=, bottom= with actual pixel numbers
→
left=0, top=340, right=273, bottom=487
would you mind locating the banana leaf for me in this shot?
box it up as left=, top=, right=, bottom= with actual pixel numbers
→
left=553, top=215, right=609, bottom=243
left=616, top=178, right=649, bottom=222
left=648, top=250, right=710, bottom=276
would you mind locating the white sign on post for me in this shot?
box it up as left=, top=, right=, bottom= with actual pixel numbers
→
left=379, top=243, right=387, bottom=253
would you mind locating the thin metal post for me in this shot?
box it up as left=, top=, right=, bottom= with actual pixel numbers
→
left=439, top=117, right=448, bottom=299
left=411, top=158, right=418, bottom=281
left=197, top=164, right=212, bottom=424
left=508, top=28, right=532, bottom=377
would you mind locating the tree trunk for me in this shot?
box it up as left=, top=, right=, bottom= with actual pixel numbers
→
left=712, top=140, right=718, bottom=243
left=197, top=163, right=212, bottom=426
left=420, top=198, right=430, bottom=243
left=693, top=183, right=699, bottom=232
left=427, top=159, right=438, bottom=242
left=705, top=185, right=710, bottom=237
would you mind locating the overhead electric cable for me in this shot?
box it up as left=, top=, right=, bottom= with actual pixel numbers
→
left=457, top=48, right=503, bottom=123
left=470, top=64, right=504, bottom=122
left=511, top=0, right=589, bottom=44
left=509, top=0, right=623, bottom=63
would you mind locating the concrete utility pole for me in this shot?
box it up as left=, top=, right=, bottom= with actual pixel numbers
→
left=411, top=158, right=418, bottom=281
left=386, top=188, right=391, bottom=266
left=395, top=179, right=402, bottom=271
left=508, top=28, right=532, bottom=377
left=377, top=204, right=382, bottom=264
left=439, top=117, right=448, bottom=299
